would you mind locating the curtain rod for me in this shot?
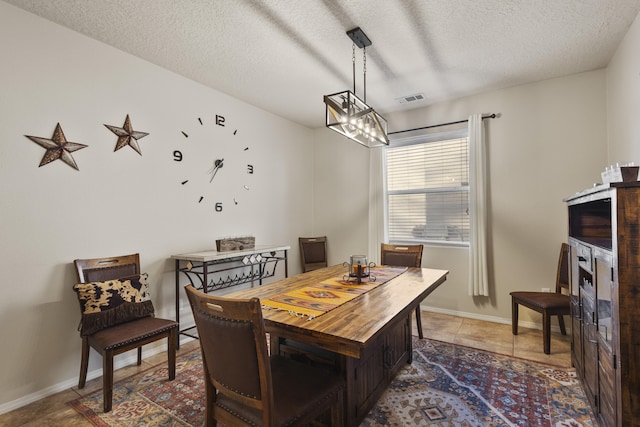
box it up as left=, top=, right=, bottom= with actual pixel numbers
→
left=388, top=113, right=497, bottom=135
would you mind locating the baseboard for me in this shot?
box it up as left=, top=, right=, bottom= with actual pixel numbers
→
left=0, top=335, right=194, bottom=415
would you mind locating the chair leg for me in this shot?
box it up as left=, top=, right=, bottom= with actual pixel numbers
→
left=103, top=350, right=114, bottom=412
left=543, top=312, right=551, bottom=355
left=205, top=377, right=216, bottom=427
left=558, top=314, right=567, bottom=335
left=168, top=329, right=177, bottom=380
left=79, top=338, right=90, bottom=389
left=137, top=347, right=142, bottom=365
left=511, top=298, right=519, bottom=335
left=415, top=306, right=424, bottom=339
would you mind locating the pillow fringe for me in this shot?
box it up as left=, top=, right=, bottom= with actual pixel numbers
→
left=80, top=300, right=155, bottom=336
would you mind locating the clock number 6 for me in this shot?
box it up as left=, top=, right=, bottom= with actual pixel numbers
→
left=215, top=202, right=223, bottom=212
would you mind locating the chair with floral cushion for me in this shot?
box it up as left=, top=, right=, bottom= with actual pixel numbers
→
left=73, top=253, right=178, bottom=412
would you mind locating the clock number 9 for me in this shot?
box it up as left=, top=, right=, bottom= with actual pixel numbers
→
left=173, top=150, right=183, bottom=162
left=215, top=202, right=223, bottom=212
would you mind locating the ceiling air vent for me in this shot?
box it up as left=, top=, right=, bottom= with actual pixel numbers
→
left=396, top=93, right=425, bottom=104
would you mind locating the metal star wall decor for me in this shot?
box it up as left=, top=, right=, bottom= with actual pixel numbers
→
left=25, top=123, right=88, bottom=170
left=104, top=114, right=149, bottom=155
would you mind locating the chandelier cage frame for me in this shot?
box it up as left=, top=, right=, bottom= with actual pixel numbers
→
left=323, top=27, right=389, bottom=148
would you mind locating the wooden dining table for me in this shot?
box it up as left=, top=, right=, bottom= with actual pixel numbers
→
left=226, top=263, right=448, bottom=426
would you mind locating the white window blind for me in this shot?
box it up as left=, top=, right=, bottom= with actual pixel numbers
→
left=386, top=129, right=469, bottom=245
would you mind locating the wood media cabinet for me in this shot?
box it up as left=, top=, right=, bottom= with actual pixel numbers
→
left=565, top=182, right=640, bottom=426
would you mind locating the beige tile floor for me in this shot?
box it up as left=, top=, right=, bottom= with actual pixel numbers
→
left=0, top=311, right=571, bottom=426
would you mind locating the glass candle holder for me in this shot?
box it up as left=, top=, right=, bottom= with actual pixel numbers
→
left=350, top=255, right=369, bottom=278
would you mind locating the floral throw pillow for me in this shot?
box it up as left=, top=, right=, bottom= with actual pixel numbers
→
left=73, top=273, right=154, bottom=336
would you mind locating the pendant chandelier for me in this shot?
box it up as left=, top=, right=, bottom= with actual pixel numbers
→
left=324, top=27, right=389, bottom=147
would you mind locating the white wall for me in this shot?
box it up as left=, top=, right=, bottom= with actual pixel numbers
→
left=607, top=13, right=640, bottom=164
left=311, top=129, right=371, bottom=265
left=0, top=2, right=315, bottom=411
left=314, top=70, right=608, bottom=325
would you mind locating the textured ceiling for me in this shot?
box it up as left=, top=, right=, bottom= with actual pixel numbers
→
left=5, top=0, right=640, bottom=130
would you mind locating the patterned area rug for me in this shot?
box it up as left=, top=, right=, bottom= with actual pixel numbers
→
left=364, top=339, right=594, bottom=427
left=69, top=338, right=594, bottom=426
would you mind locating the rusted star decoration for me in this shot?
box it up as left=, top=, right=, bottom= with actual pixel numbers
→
left=25, top=123, right=88, bottom=170
left=104, top=114, right=149, bottom=155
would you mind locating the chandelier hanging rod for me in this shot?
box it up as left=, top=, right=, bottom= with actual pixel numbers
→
left=347, top=27, right=371, bottom=102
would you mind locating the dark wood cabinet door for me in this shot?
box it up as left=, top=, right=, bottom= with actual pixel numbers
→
left=582, top=296, right=599, bottom=408
left=598, top=352, right=616, bottom=427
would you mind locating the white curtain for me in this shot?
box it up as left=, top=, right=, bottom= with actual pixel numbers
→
left=368, top=147, right=386, bottom=264
left=468, top=114, right=489, bottom=296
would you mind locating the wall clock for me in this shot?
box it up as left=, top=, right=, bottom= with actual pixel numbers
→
left=173, top=114, right=254, bottom=212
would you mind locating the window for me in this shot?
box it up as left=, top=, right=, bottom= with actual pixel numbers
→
left=385, top=128, right=469, bottom=245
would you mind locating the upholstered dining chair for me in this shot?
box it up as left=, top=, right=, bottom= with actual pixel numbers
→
left=380, top=243, right=425, bottom=338
left=299, top=236, right=328, bottom=272
left=73, top=253, right=178, bottom=412
left=184, top=284, right=345, bottom=427
left=510, top=243, right=570, bottom=354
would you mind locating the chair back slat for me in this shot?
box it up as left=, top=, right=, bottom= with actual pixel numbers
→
left=380, top=243, right=423, bottom=268
left=74, top=254, right=140, bottom=283
left=557, top=242, right=570, bottom=293
left=299, top=236, right=328, bottom=272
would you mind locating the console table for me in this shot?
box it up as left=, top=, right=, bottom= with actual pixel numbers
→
left=171, top=245, right=289, bottom=344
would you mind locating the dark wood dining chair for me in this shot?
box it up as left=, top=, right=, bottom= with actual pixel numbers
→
left=73, top=253, right=178, bottom=412
left=510, top=243, right=570, bottom=354
left=184, top=284, right=344, bottom=427
left=299, top=236, right=328, bottom=272
left=380, top=243, right=425, bottom=338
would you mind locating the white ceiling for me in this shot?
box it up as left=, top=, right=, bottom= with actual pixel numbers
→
left=5, top=0, right=640, bottom=130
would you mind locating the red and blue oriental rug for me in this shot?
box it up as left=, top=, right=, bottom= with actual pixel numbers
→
left=69, top=337, right=594, bottom=426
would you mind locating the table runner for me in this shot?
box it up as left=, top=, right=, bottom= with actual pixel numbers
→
left=261, top=266, right=408, bottom=319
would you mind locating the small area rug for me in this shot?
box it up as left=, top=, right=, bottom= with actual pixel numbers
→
left=69, top=338, right=594, bottom=426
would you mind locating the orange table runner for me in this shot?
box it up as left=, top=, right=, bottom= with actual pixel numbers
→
left=261, top=266, right=408, bottom=320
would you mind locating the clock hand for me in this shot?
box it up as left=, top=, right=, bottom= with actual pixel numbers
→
left=209, top=158, right=224, bottom=182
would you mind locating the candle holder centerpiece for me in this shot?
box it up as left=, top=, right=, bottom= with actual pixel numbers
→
left=343, top=255, right=377, bottom=284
